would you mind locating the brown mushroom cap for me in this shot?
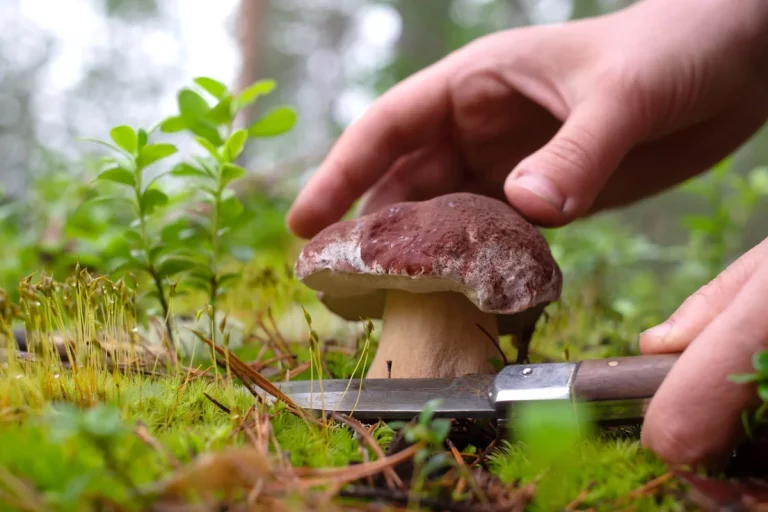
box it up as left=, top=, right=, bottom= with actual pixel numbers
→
left=294, top=192, right=562, bottom=334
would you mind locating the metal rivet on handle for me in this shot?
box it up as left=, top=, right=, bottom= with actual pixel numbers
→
left=608, top=360, right=619, bottom=367
left=522, top=368, right=532, bottom=375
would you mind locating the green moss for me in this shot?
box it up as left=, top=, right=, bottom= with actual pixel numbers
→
left=487, top=438, right=672, bottom=511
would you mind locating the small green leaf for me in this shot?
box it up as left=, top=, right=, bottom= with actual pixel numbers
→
left=178, top=88, right=210, bottom=121
left=221, top=163, right=247, bottom=186
left=759, top=382, right=768, bottom=402
left=681, top=214, right=714, bottom=233
left=140, top=189, right=169, bottom=215
left=122, top=228, right=143, bottom=244
left=185, top=276, right=213, bottom=292
left=711, top=157, right=732, bottom=180
left=189, top=265, right=215, bottom=282
left=195, top=137, right=222, bottom=163
left=223, top=129, right=248, bottom=162
left=218, top=272, right=241, bottom=286
left=729, top=373, right=762, bottom=384
left=81, top=194, right=134, bottom=209
left=160, top=219, right=191, bottom=243
left=160, top=116, right=187, bottom=133
left=207, top=96, right=234, bottom=125
left=97, top=167, right=135, bottom=186
left=405, top=425, right=427, bottom=444
left=157, top=257, right=197, bottom=278
left=137, top=128, right=148, bottom=151
left=193, top=156, right=219, bottom=178
left=234, top=79, right=276, bottom=111
left=110, top=125, right=138, bottom=154
left=430, top=419, right=452, bottom=443
left=194, top=77, right=228, bottom=99
left=749, top=166, right=768, bottom=195
left=137, top=143, right=177, bottom=169
left=171, top=163, right=210, bottom=180
left=487, top=357, right=505, bottom=372
left=149, top=243, right=171, bottom=263
left=144, top=169, right=173, bottom=191
left=130, top=249, right=148, bottom=265
left=188, top=121, right=223, bottom=146
left=247, top=106, right=297, bottom=137
left=82, top=405, right=125, bottom=439
left=219, top=196, right=244, bottom=224
left=418, top=399, right=443, bottom=426
left=754, top=351, right=768, bottom=374
left=420, top=452, right=453, bottom=476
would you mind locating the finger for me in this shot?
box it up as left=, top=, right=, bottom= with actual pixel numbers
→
left=642, top=258, right=768, bottom=467
left=504, top=97, right=647, bottom=227
left=286, top=63, right=452, bottom=239
left=640, top=237, right=768, bottom=354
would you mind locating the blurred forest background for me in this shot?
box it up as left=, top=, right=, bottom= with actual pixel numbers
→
left=0, top=0, right=766, bottom=328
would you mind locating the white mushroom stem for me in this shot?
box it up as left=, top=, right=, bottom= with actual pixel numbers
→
left=366, top=290, right=501, bottom=379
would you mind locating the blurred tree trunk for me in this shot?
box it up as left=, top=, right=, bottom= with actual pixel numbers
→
left=236, top=0, right=270, bottom=128
left=391, top=0, right=453, bottom=82
left=570, top=0, right=601, bottom=19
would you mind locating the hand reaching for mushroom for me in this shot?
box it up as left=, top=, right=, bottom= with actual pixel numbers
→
left=287, top=0, right=768, bottom=238
left=286, top=0, right=768, bottom=468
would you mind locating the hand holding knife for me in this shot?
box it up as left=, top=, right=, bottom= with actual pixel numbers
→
left=277, top=353, right=679, bottom=423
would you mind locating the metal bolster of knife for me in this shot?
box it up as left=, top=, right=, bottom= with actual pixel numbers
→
left=489, top=354, right=679, bottom=423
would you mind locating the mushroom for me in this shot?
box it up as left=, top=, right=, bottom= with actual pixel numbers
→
left=294, top=192, right=562, bottom=379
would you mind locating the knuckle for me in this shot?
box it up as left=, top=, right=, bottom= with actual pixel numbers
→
left=596, top=65, right=643, bottom=97
left=544, top=132, right=600, bottom=176
left=592, top=64, right=653, bottom=134
left=677, top=279, right=724, bottom=315
left=692, top=280, right=723, bottom=305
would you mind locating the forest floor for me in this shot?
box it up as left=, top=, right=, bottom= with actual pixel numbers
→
left=1, top=263, right=767, bottom=512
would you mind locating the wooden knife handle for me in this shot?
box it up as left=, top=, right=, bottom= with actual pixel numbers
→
left=572, top=354, right=680, bottom=401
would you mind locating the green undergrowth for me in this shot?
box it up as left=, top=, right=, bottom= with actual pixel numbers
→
left=0, top=267, right=685, bottom=511
left=0, top=75, right=765, bottom=509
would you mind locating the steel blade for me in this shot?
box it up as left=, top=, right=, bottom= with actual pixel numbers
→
left=275, top=374, right=497, bottom=421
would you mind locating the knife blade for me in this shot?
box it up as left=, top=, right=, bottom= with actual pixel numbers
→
left=275, top=353, right=680, bottom=422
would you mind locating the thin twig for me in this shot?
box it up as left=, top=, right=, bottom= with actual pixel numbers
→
left=190, top=329, right=300, bottom=411
left=613, top=472, right=673, bottom=507
left=475, top=323, right=508, bottom=365
left=446, top=439, right=488, bottom=505
left=285, top=361, right=311, bottom=381
left=565, top=480, right=596, bottom=511
left=203, top=392, right=231, bottom=415
left=250, top=353, right=298, bottom=371
left=332, top=413, right=403, bottom=490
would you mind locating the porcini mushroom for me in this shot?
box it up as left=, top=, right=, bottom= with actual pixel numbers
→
left=294, top=192, right=562, bottom=379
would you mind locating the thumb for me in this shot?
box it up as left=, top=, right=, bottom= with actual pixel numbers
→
left=504, top=97, right=645, bottom=226
left=640, top=237, right=768, bottom=354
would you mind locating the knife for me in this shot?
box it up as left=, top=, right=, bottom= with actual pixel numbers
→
left=275, top=354, right=680, bottom=422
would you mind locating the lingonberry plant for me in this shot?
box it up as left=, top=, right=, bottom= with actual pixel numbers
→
left=729, top=350, right=768, bottom=437
left=82, top=76, right=296, bottom=346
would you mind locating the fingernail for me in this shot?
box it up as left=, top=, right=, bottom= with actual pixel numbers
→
left=640, top=322, right=671, bottom=342
left=509, top=173, right=566, bottom=211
